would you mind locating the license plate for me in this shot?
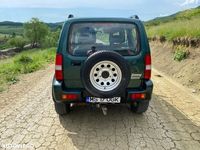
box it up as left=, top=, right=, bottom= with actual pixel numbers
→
left=86, top=97, right=121, bottom=103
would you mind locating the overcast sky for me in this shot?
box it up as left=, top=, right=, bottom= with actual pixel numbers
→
left=0, top=0, right=199, bottom=22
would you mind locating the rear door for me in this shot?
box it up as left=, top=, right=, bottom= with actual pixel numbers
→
left=62, top=20, right=149, bottom=89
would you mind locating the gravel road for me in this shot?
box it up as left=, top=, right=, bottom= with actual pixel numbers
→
left=0, top=65, right=200, bottom=150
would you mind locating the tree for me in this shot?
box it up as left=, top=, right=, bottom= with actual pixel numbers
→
left=12, top=32, right=16, bottom=38
left=41, top=28, right=61, bottom=48
left=24, top=18, right=49, bottom=48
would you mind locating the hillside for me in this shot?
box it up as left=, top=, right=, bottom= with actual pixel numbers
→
left=146, top=6, right=200, bottom=26
left=146, top=6, right=200, bottom=41
left=147, top=6, right=200, bottom=94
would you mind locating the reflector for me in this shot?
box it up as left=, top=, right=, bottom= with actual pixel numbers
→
left=130, top=93, right=146, bottom=100
left=62, top=94, right=79, bottom=100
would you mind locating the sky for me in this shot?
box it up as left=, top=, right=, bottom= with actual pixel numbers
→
left=0, top=0, right=199, bottom=22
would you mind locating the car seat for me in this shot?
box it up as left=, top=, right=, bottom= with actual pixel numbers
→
left=73, top=27, right=96, bottom=56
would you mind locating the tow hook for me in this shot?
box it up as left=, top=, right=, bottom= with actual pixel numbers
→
left=101, top=105, right=108, bottom=116
left=96, top=104, right=108, bottom=115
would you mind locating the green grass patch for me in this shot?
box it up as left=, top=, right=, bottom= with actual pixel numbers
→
left=0, top=48, right=55, bottom=92
left=173, top=46, right=189, bottom=61
left=146, top=17, right=200, bottom=41
left=146, top=6, right=200, bottom=41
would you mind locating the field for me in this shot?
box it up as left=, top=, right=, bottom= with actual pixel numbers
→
left=0, top=26, right=23, bottom=35
left=0, top=48, right=55, bottom=92
left=146, top=6, right=200, bottom=41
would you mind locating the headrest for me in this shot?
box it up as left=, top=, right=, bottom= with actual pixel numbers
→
left=109, top=29, right=125, bottom=46
left=77, top=27, right=96, bottom=44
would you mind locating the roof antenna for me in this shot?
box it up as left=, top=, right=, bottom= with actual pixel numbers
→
left=68, top=14, right=74, bottom=19
left=130, top=15, right=139, bottom=19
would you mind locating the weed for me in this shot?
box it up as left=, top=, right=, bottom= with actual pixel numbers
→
left=0, top=86, right=4, bottom=93
left=16, top=55, right=33, bottom=64
left=173, top=46, right=189, bottom=61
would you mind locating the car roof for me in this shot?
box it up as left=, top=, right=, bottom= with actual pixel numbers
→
left=64, top=17, right=141, bottom=24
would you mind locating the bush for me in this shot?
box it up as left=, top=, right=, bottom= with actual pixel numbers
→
left=6, top=74, right=19, bottom=84
left=41, top=36, right=56, bottom=48
left=14, top=55, right=41, bottom=74
left=17, top=55, right=33, bottom=64
left=41, top=30, right=60, bottom=48
left=16, top=55, right=34, bottom=73
left=9, top=37, right=27, bottom=49
left=173, top=46, right=190, bottom=61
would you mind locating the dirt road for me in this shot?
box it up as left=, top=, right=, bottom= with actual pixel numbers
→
left=0, top=65, right=200, bottom=150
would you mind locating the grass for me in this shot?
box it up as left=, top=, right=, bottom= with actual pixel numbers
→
left=146, top=17, right=200, bottom=41
left=146, top=6, right=200, bottom=41
left=0, top=48, right=55, bottom=92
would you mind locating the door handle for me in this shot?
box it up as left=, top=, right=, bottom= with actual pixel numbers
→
left=71, top=61, right=81, bottom=66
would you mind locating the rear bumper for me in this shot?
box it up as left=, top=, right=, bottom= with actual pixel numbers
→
left=52, top=77, right=153, bottom=104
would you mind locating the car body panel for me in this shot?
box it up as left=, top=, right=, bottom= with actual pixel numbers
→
left=56, top=18, right=150, bottom=89
left=52, top=77, right=153, bottom=103
left=53, top=17, right=153, bottom=103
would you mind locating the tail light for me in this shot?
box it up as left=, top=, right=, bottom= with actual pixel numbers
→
left=55, top=54, right=63, bottom=81
left=144, top=54, right=151, bottom=80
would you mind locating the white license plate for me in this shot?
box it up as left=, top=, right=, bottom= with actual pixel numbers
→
left=86, top=97, right=121, bottom=103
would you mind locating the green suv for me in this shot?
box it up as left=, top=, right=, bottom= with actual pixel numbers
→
left=52, top=16, right=153, bottom=115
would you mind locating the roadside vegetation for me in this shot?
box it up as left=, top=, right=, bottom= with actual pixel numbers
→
left=0, top=48, right=55, bottom=92
left=0, top=18, right=61, bottom=50
left=0, top=18, right=61, bottom=92
left=173, top=46, right=190, bottom=61
left=146, top=6, right=200, bottom=62
left=146, top=17, right=200, bottom=41
left=146, top=6, right=200, bottom=41
left=9, top=36, right=27, bottom=49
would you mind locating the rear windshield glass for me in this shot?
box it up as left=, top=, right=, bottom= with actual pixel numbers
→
left=68, top=22, right=140, bottom=56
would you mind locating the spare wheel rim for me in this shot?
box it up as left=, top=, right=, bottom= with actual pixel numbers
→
left=89, top=60, right=122, bottom=92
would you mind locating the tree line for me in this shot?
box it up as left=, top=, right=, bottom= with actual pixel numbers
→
left=7, top=18, right=61, bottom=50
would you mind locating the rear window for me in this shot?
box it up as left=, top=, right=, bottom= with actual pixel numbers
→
left=68, top=22, right=140, bottom=56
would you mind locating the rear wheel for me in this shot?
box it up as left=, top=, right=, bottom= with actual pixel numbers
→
left=130, top=101, right=149, bottom=114
left=54, top=102, right=70, bottom=115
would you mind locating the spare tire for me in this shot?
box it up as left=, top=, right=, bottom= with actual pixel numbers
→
left=81, top=50, right=131, bottom=98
